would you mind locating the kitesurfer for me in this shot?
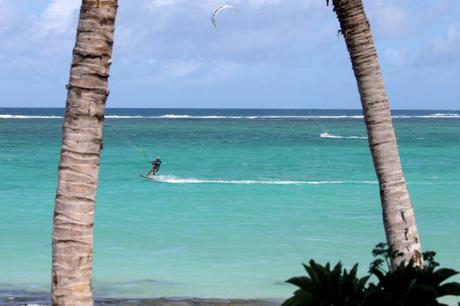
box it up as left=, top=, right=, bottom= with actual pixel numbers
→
left=147, top=156, right=161, bottom=176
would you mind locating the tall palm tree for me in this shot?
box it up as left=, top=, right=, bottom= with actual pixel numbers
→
left=330, top=0, right=422, bottom=268
left=51, top=1, right=118, bottom=304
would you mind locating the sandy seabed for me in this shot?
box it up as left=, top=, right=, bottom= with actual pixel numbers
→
left=1, top=294, right=281, bottom=306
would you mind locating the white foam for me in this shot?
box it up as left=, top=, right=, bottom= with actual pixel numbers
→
left=1, top=113, right=458, bottom=120
left=106, top=115, right=365, bottom=120
left=161, top=114, right=193, bottom=119
left=152, top=114, right=460, bottom=120
left=148, top=175, right=376, bottom=185
left=106, top=115, right=143, bottom=119
left=393, top=113, right=459, bottom=119
left=320, top=132, right=367, bottom=139
left=0, top=114, right=63, bottom=119
left=419, top=113, right=460, bottom=118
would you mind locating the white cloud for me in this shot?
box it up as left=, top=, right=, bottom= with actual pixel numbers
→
left=141, top=58, right=241, bottom=81
left=370, top=0, right=411, bottom=39
left=146, top=0, right=187, bottom=13
left=246, top=0, right=283, bottom=9
left=382, top=48, right=409, bottom=65
left=144, top=0, right=314, bottom=13
left=207, top=60, right=241, bottom=79
left=413, top=23, right=460, bottom=66
left=160, top=59, right=201, bottom=78
left=31, top=0, right=80, bottom=39
left=0, top=0, right=17, bottom=32
left=431, top=24, right=460, bottom=55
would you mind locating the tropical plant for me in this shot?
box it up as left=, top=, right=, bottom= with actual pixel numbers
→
left=330, top=0, right=423, bottom=268
left=283, top=243, right=460, bottom=306
left=363, top=243, right=460, bottom=306
left=282, top=260, right=369, bottom=306
left=51, top=1, right=119, bottom=305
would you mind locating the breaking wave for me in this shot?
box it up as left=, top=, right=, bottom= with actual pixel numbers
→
left=105, top=115, right=144, bottom=119
left=1, top=113, right=459, bottom=120
left=110, top=115, right=366, bottom=119
left=320, top=132, right=367, bottom=139
left=146, top=175, right=376, bottom=185
left=0, top=114, right=63, bottom=119
left=392, top=113, right=460, bottom=119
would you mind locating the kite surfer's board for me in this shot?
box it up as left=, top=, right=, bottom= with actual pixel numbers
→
left=140, top=174, right=154, bottom=180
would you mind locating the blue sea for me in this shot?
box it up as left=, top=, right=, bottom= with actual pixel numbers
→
left=0, top=108, right=459, bottom=302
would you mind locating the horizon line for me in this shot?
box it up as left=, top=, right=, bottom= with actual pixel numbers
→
left=0, top=106, right=459, bottom=111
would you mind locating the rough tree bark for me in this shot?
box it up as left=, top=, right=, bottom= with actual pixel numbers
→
left=51, top=1, right=118, bottom=305
left=331, top=0, right=423, bottom=268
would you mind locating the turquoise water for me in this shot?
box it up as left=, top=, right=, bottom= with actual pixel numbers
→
left=0, top=108, right=459, bottom=300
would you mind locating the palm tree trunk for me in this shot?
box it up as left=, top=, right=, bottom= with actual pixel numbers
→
left=331, top=0, right=423, bottom=268
left=51, top=1, right=118, bottom=305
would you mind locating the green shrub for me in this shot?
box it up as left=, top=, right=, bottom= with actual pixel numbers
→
left=283, top=243, right=460, bottom=306
left=282, top=261, right=368, bottom=306
left=363, top=243, right=460, bottom=306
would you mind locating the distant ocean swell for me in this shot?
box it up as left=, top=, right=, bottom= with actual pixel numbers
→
left=1, top=113, right=459, bottom=120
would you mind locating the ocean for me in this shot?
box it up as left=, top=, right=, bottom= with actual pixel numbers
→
left=0, top=108, right=459, bottom=302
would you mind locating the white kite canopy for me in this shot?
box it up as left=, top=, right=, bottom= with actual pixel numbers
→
left=211, top=4, right=239, bottom=30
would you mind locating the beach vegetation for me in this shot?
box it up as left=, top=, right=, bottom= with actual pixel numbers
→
left=283, top=243, right=460, bottom=306
left=283, top=260, right=368, bottom=306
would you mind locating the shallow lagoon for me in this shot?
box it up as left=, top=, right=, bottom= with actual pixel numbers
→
left=1, top=108, right=459, bottom=300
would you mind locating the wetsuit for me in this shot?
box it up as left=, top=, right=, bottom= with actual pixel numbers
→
left=149, top=159, right=161, bottom=175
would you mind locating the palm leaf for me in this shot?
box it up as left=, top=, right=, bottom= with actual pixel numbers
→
left=437, top=282, right=460, bottom=297
left=433, top=268, right=459, bottom=284
left=286, top=276, right=314, bottom=291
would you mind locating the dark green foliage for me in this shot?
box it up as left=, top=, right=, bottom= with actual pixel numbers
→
left=364, top=244, right=460, bottom=306
left=282, top=260, right=369, bottom=306
left=283, top=243, right=460, bottom=306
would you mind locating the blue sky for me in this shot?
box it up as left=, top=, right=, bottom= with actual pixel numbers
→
left=0, top=0, right=459, bottom=109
